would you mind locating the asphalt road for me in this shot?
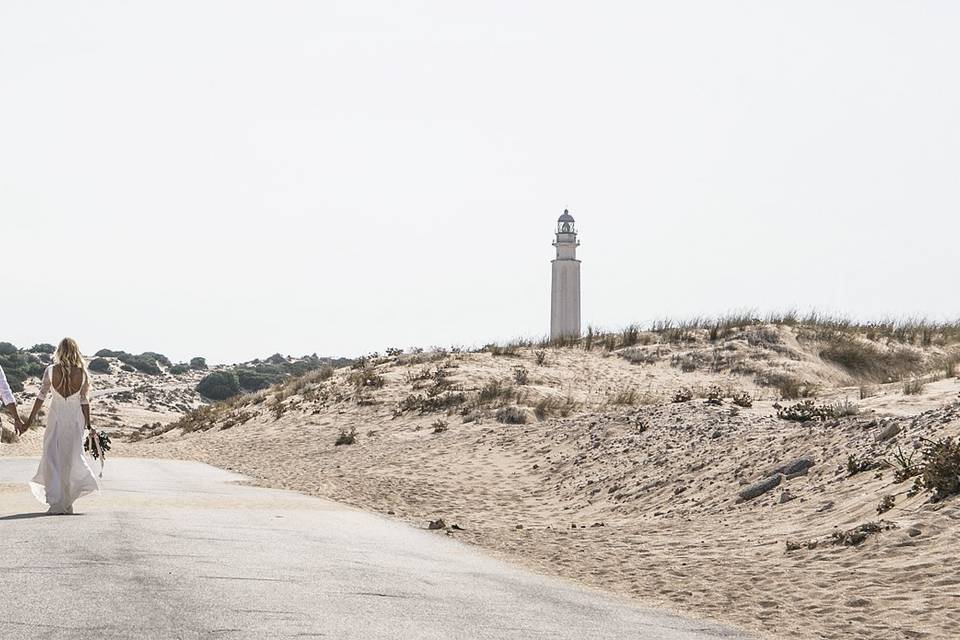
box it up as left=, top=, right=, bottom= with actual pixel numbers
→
left=0, top=458, right=752, bottom=640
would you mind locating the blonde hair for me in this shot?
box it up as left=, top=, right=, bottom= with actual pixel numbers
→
left=54, top=338, right=86, bottom=373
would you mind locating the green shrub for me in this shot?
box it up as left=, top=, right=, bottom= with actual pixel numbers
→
left=169, top=363, right=190, bottom=375
left=0, top=350, right=46, bottom=391
left=197, top=371, right=241, bottom=400
left=190, top=357, right=208, bottom=371
left=0, top=342, right=18, bottom=356
left=236, top=369, right=275, bottom=392
left=29, top=344, right=56, bottom=354
left=141, top=352, right=172, bottom=368
left=88, top=358, right=112, bottom=374
left=119, top=354, right=162, bottom=375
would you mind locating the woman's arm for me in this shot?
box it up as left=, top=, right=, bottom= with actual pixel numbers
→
left=24, top=366, right=52, bottom=430
left=81, top=374, right=92, bottom=430
left=25, top=398, right=43, bottom=431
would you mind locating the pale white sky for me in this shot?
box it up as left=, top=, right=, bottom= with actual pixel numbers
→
left=2, top=1, right=958, bottom=363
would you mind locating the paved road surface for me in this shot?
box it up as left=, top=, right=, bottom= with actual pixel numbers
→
left=0, top=458, right=752, bottom=640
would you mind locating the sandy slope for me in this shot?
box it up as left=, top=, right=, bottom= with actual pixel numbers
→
left=114, top=327, right=960, bottom=640
left=4, top=327, right=960, bottom=638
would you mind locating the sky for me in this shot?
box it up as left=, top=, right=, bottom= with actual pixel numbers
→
left=1, top=1, right=958, bottom=363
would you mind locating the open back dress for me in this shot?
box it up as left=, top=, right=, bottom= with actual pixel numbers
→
left=30, top=365, right=99, bottom=514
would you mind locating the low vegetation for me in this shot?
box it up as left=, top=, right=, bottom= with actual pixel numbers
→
left=0, top=344, right=46, bottom=391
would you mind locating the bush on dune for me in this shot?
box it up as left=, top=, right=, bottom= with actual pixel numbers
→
left=88, top=358, right=112, bottom=374
left=197, top=371, right=241, bottom=400
left=0, top=348, right=46, bottom=391
left=29, top=344, right=56, bottom=354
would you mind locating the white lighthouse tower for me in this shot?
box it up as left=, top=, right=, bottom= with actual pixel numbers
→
left=551, top=210, right=581, bottom=340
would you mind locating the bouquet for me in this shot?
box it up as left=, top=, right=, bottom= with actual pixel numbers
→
left=85, top=429, right=112, bottom=478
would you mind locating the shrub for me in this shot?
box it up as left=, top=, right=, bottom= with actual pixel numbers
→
left=776, top=400, right=833, bottom=423
left=0, top=342, right=18, bottom=356
left=335, top=427, right=357, bottom=446
left=120, top=364, right=135, bottom=373
left=232, top=369, right=271, bottom=392
left=0, top=350, right=46, bottom=391
left=478, top=380, right=515, bottom=406
left=890, top=446, right=920, bottom=483
left=348, top=367, right=385, bottom=390
left=169, top=363, right=190, bottom=375
left=830, top=521, right=895, bottom=546
left=190, top=357, right=208, bottom=371
left=29, top=344, right=55, bottom=354
left=119, top=354, right=162, bottom=376
left=944, top=354, right=960, bottom=378
left=732, top=392, right=753, bottom=408
left=918, top=438, right=960, bottom=502
left=819, top=338, right=922, bottom=382
left=432, top=419, right=449, bottom=434
left=755, top=371, right=812, bottom=400
left=903, top=378, right=925, bottom=396
left=672, top=388, right=693, bottom=403
left=487, top=344, right=521, bottom=357
left=876, top=495, right=895, bottom=515
left=829, top=398, right=860, bottom=417
left=496, top=406, right=528, bottom=424
left=513, top=366, right=530, bottom=386
left=141, top=352, right=172, bottom=368
left=608, top=388, right=639, bottom=406
left=88, top=358, right=112, bottom=374
left=704, top=386, right=724, bottom=406
left=95, top=349, right=123, bottom=358
left=620, top=348, right=659, bottom=366
left=670, top=352, right=703, bottom=373
left=196, top=371, right=241, bottom=400
left=533, top=395, right=579, bottom=420
left=847, top=455, right=878, bottom=476
left=534, top=351, right=547, bottom=366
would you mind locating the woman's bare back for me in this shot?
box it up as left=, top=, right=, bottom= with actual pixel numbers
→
left=52, top=365, right=85, bottom=398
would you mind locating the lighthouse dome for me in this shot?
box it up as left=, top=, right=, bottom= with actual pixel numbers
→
left=558, top=209, right=575, bottom=223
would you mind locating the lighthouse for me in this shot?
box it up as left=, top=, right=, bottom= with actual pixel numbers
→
left=551, top=210, right=581, bottom=340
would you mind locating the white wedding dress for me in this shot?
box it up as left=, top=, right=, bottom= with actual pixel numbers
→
left=30, top=365, right=100, bottom=514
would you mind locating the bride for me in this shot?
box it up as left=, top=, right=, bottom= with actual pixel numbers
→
left=24, top=338, right=100, bottom=515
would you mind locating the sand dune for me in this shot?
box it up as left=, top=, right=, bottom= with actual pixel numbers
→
left=111, top=325, right=960, bottom=639
left=4, top=324, right=960, bottom=638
